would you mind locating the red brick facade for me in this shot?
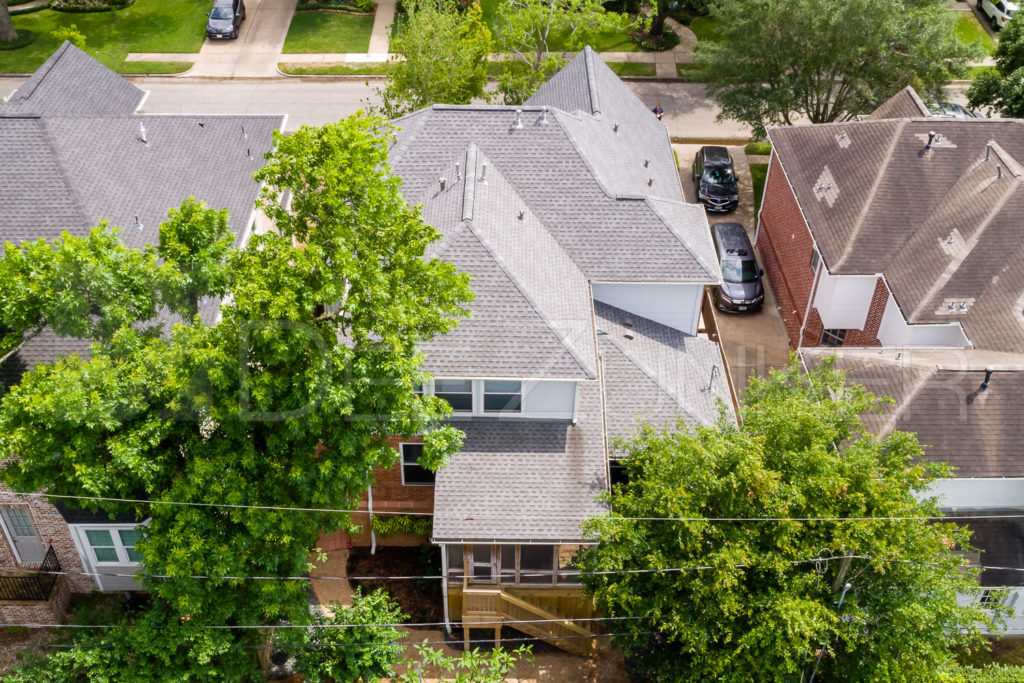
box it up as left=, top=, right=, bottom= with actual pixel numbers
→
left=0, top=575, right=71, bottom=625
left=0, top=487, right=94, bottom=594
left=757, top=153, right=888, bottom=349
left=757, top=154, right=818, bottom=348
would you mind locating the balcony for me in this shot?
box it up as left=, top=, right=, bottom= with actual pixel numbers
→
left=0, top=545, right=61, bottom=601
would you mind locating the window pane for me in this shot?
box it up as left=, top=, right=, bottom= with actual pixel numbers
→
left=483, top=394, right=522, bottom=412
left=447, top=545, right=464, bottom=575
left=402, top=444, right=435, bottom=485
left=435, top=379, right=472, bottom=393
left=4, top=509, right=36, bottom=537
left=118, top=529, right=142, bottom=546
left=557, top=545, right=582, bottom=584
left=85, top=530, right=113, bottom=547
left=499, top=545, right=516, bottom=582
left=125, top=548, right=145, bottom=563
left=484, top=380, right=521, bottom=393
left=93, top=547, right=119, bottom=563
left=519, top=545, right=554, bottom=584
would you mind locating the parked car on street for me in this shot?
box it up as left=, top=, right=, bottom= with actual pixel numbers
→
left=927, top=101, right=978, bottom=118
left=206, top=0, right=246, bottom=39
left=980, top=0, right=1017, bottom=30
left=710, top=222, right=764, bottom=313
left=692, top=146, right=739, bottom=213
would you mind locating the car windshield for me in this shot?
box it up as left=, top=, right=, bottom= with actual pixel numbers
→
left=703, top=167, right=736, bottom=184
left=721, top=259, right=760, bottom=283
left=210, top=6, right=233, bottom=18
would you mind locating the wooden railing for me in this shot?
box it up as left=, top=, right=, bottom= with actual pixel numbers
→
left=0, top=545, right=60, bottom=602
left=461, top=586, right=596, bottom=654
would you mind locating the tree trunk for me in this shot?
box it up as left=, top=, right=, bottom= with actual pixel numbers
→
left=650, top=7, right=667, bottom=36
left=0, top=0, right=18, bottom=44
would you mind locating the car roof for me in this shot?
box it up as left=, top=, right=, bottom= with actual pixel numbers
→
left=212, top=0, right=233, bottom=7
left=711, top=222, right=754, bottom=258
left=701, top=146, right=732, bottom=164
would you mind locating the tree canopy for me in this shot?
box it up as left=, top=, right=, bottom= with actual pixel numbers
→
left=581, top=359, right=1000, bottom=683
left=0, top=113, right=473, bottom=678
left=696, top=0, right=981, bottom=138
left=374, top=0, right=493, bottom=118
left=967, top=16, right=1024, bottom=118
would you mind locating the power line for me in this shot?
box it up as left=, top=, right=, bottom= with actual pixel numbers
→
left=20, top=491, right=1019, bottom=523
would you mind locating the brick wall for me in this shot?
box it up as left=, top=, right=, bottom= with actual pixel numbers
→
left=843, top=277, right=888, bottom=347
left=0, top=576, right=71, bottom=624
left=756, top=154, right=817, bottom=349
left=0, top=488, right=94, bottom=593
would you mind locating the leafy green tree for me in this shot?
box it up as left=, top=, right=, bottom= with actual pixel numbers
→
left=395, top=642, right=534, bottom=683
left=0, top=113, right=473, bottom=677
left=375, top=0, right=493, bottom=118
left=49, top=25, right=86, bottom=50
left=289, top=590, right=406, bottom=683
left=495, top=0, right=623, bottom=104
left=696, top=0, right=981, bottom=138
left=967, top=16, right=1024, bottom=118
left=581, top=359, right=1001, bottom=683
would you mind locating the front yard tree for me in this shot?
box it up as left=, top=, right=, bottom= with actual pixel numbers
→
left=0, top=0, right=17, bottom=44
left=0, top=113, right=472, bottom=677
left=581, top=360, right=1000, bottom=683
left=967, top=15, right=1024, bottom=118
left=495, top=0, right=622, bottom=104
left=697, top=0, right=980, bottom=138
left=375, top=0, right=493, bottom=118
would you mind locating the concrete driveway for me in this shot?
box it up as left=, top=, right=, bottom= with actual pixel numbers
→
left=674, top=143, right=792, bottom=397
left=189, top=0, right=295, bottom=77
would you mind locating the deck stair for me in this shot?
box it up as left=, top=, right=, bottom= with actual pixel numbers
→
left=462, top=586, right=596, bottom=654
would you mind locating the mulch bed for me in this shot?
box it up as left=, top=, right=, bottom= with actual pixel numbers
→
left=347, top=545, right=443, bottom=624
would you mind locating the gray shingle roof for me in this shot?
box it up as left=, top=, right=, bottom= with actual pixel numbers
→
left=0, top=46, right=284, bottom=387
left=1, top=42, right=144, bottom=117
left=865, top=86, right=930, bottom=120
left=803, top=350, right=1024, bottom=478
left=431, top=381, right=607, bottom=543
left=768, top=108, right=1024, bottom=352
left=596, top=301, right=732, bottom=440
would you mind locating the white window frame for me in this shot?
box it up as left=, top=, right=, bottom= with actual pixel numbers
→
left=75, top=524, right=145, bottom=566
left=427, top=379, right=525, bottom=417
left=399, top=442, right=434, bottom=486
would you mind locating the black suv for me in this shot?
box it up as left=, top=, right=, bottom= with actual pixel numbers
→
left=206, top=0, right=245, bottom=39
left=710, top=222, right=764, bottom=313
left=692, top=146, right=739, bottom=212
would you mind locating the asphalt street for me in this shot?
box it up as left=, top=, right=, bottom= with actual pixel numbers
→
left=0, top=76, right=756, bottom=139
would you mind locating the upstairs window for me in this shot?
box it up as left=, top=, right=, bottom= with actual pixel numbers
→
left=820, top=329, right=847, bottom=347
left=434, top=379, right=473, bottom=413
left=401, top=443, right=434, bottom=485
left=483, top=380, right=522, bottom=413
left=83, top=528, right=143, bottom=565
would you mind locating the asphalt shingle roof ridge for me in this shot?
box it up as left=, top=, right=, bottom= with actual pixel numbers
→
left=463, top=147, right=598, bottom=379
left=645, top=197, right=720, bottom=281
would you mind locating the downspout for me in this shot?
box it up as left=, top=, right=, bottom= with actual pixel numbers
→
left=367, top=478, right=377, bottom=556
left=440, top=544, right=451, bottom=633
left=797, top=256, right=823, bottom=350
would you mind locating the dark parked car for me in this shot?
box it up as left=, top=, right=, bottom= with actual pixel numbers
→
left=206, top=0, right=245, bottom=39
left=710, top=222, right=764, bottom=313
left=692, top=146, right=739, bottom=212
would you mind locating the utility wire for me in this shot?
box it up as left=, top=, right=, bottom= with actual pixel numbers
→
left=19, top=491, right=1018, bottom=523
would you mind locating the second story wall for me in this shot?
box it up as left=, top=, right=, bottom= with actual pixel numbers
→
left=591, top=283, right=703, bottom=335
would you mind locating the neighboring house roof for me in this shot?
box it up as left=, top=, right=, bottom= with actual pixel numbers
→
left=864, top=86, right=930, bottom=120
left=596, top=301, right=732, bottom=439
left=802, top=349, right=1024, bottom=478
left=432, top=382, right=607, bottom=543
left=767, top=107, right=1024, bottom=352
left=0, top=42, right=144, bottom=117
left=0, top=46, right=284, bottom=390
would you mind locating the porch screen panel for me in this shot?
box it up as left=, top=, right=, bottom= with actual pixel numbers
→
left=519, top=545, right=555, bottom=584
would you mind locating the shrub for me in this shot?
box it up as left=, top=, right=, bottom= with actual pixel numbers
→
left=942, top=665, right=1024, bottom=683
left=371, top=514, right=432, bottom=538
left=51, top=0, right=133, bottom=12
left=50, top=24, right=86, bottom=49
left=630, top=27, right=679, bottom=50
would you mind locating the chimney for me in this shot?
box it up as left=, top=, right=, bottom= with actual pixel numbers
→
left=980, top=367, right=993, bottom=392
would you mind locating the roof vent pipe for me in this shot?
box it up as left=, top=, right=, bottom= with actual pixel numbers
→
left=138, top=122, right=148, bottom=144
left=439, top=177, right=447, bottom=192
left=980, top=367, right=993, bottom=392
left=513, top=109, right=522, bottom=129
left=241, top=125, right=248, bottom=140
left=925, top=130, right=935, bottom=151
left=613, top=123, right=619, bottom=133
left=644, top=158, right=650, bottom=168
left=455, top=163, right=462, bottom=181
left=998, top=165, right=1003, bottom=180
left=134, top=215, right=143, bottom=231
left=481, top=163, right=488, bottom=184
left=986, top=143, right=992, bottom=162
left=539, top=106, right=548, bottom=124
left=246, top=148, right=253, bottom=161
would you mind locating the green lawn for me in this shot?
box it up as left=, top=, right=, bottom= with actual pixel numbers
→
left=750, top=162, right=768, bottom=216
left=955, top=11, right=997, bottom=56
left=278, top=61, right=389, bottom=74
left=607, top=61, right=654, bottom=77
left=282, top=11, right=375, bottom=53
left=5, top=0, right=208, bottom=74
left=477, top=0, right=639, bottom=52
left=744, top=141, right=772, bottom=155
left=689, top=15, right=724, bottom=43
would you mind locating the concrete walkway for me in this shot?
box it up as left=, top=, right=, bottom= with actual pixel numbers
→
left=367, top=0, right=395, bottom=54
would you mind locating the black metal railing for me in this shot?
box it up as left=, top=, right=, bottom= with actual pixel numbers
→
left=0, top=545, right=61, bottom=601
